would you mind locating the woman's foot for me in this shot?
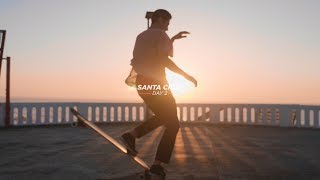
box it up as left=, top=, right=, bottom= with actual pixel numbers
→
left=120, top=132, right=137, bottom=156
left=149, top=164, right=166, bottom=178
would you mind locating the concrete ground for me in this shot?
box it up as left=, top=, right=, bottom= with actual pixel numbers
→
left=0, top=123, right=320, bottom=180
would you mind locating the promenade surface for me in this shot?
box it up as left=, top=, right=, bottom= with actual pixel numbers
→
left=1, top=123, right=320, bottom=180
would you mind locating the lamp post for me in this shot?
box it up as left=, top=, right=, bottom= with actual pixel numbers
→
left=0, top=30, right=6, bottom=81
left=0, top=30, right=10, bottom=128
left=5, top=57, right=10, bottom=128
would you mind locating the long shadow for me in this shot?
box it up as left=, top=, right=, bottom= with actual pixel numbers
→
left=191, top=125, right=223, bottom=178
left=173, top=128, right=187, bottom=165
left=184, top=126, right=208, bottom=161
left=180, top=126, right=193, bottom=158
left=191, top=125, right=214, bottom=153
left=184, top=126, right=222, bottom=177
left=178, top=126, right=219, bottom=177
left=204, top=126, right=287, bottom=175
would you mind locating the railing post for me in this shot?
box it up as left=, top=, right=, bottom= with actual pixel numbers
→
left=257, top=107, right=262, bottom=125
left=92, top=105, right=96, bottom=122
left=223, top=107, right=227, bottom=123
left=27, top=106, right=32, bottom=125
left=186, top=106, right=190, bottom=122
left=239, top=107, right=243, bottom=124
left=68, top=105, right=74, bottom=123
left=78, top=103, right=88, bottom=119
left=314, top=109, right=319, bottom=128
left=105, top=105, right=110, bottom=122
left=279, top=106, right=292, bottom=127
left=122, top=105, right=126, bottom=122
left=211, top=106, right=220, bottom=124
left=61, top=105, right=66, bottom=123
left=271, top=108, right=277, bottom=126
left=113, top=105, right=118, bottom=122
left=248, top=107, right=255, bottom=125
left=194, top=105, right=198, bottom=122
left=10, top=105, right=14, bottom=126
left=57, top=105, right=61, bottom=123
left=189, top=106, right=194, bottom=122
left=263, top=107, right=267, bottom=125
left=295, top=107, right=302, bottom=127
left=36, top=105, right=42, bottom=125
left=305, top=108, right=310, bottom=128
left=18, top=105, right=23, bottom=126
left=311, top=108, right=317, bottom=128
left=243, top=107, right=248, bottom=124
left=179, top=105, right=183, bottom=122
left=135, top=105, right=139, bottom=122
left=44, top=106, right=50, bottom=124
left=0, top=104, right=6, bottom=127
left=52, top=105, right=56, bottom=124
left=254, top=107, right=258, bottom=125
left=51, top=105, right=57, bottom=124
left=231, top=107, right=235, bottom=123
left=128, top=105, right=132, bottom=122
left=99, top=105, right=104, bottom=122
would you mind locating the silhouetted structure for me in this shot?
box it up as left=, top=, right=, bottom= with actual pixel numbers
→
left=0, top=30, right=11, bottom=128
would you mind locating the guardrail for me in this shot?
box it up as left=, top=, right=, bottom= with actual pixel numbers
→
left=0, top=103, right=319, bottom=128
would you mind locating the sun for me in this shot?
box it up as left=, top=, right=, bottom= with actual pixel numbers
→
left=165, top=70, right=194, bottom=96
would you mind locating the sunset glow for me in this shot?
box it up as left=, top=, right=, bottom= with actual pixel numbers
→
left=166, top=70, right=195, bottom=97
left=0, top=1, right=319, bottom=104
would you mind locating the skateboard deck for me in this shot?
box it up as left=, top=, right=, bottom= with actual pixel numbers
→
left=70, top=108, right=150, bottom=171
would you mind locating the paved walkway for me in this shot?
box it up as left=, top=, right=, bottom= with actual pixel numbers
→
left=1, top=123, right=320, bottom=179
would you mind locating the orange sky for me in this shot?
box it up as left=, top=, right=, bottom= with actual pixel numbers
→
left=0, top=1, right=319, bottom=105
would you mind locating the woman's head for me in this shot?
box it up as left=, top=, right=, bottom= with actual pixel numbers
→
left=151, top=9, right=172, bottom=31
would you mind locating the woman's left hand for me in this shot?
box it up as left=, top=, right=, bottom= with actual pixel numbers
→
left=172, top=31, right=190, bottom=40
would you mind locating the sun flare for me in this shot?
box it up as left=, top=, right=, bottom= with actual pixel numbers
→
left=166, top=70, right=194, bottom=96
left=126, top=70, right=195, bottom=97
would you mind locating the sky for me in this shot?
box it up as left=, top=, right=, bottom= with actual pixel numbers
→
left=0, top=0, right=319, bottom=104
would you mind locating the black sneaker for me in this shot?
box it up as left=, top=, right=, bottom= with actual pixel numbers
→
left=149, top=164, right=166, bottom=178
left=120, top=133, right=137, bottom=156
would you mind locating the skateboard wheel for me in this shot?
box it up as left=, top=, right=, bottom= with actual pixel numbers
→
left=71, top=121, right=78, bottom=127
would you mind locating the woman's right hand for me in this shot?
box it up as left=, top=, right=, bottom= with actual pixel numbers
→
left=185, top=75, right=197, bottom=87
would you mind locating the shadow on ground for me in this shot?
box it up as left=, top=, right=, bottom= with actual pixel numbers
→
left=1, top=123, right=320, bottom=179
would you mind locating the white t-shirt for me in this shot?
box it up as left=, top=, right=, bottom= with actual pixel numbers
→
left=130, top=28, right=173, bottom=81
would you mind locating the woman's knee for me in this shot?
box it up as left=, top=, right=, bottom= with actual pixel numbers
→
left=165, top=116, right=180, bottom=134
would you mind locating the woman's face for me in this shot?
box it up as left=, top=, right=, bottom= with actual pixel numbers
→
left=158, top=17, right=170, bottom=31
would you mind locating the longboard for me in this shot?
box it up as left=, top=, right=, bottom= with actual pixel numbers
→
left=70, top=108, right=150, bottom=171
